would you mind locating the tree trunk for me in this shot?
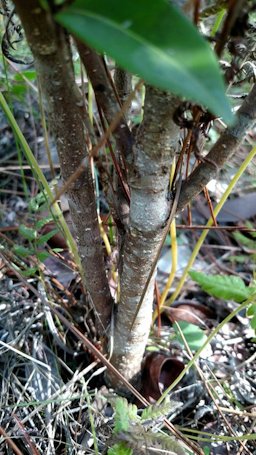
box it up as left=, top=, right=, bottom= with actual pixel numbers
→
left=13, top=0, right=113, bottom=331
left=107, top=86, right=180, bottom=388
left=12, top=1, right=256, bottom=392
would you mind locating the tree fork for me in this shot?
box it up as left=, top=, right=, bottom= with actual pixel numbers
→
left=107, top=86, right=181, bottom=388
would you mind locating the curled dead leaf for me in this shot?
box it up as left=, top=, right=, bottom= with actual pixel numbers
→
left=140, top=352, right=184, bottom=402
left=163, top=302, right=214, bottom=327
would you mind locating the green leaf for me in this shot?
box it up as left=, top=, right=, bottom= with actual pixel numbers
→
left=144, top=433, right=185, bottom=455
left=247, top=304, right=256, bottom=317
left=108, top=443, right=133, bottom=455
left=13, top=245, right=34, bottom=258
left=173, top=321, right=207, bottom=351
left=113, top=398, right=138, bottom=433
left=51, top=248, right=64, bottom=253
left=19, top=225, right=37, bottom=241
left=189, top=270, right=255, bottom=303
left=247, top=303, right=256, bottom=332
left=233, top=231, right=256, bottom=249
left=228, top=255, right=249, bottom=264
left=36, top=251, right=50, bottom=261
left=11, top=85, right=27, bottom=97
left=36, top=228, right=59, bottom=246
left=29, top=192, right=48, bottom=212
left=21, top=267, right=38, bottom=277
left=14, top=70, right=36, bottom=81
left=245, top=221, right=256, bottom=239
left=114, top=399, right=130, bottom=433
left=251, top=315, right=256, bottom=330
left=35, top=216, right=53, bottom=230
left=141, top=398, right=172, bottom=422
left=55, top=0, right=233, bottom=123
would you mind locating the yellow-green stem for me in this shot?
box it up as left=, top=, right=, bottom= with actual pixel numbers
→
left=153, top=160, right=178, bottom=319
left=166, top=145, right=256, bottom=307
left=0, top=91, right=81, bottom=270
left=158, top=291, right=256, bottom=404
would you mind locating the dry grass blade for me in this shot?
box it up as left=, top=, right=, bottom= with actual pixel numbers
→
left=0, top=251, right=203, bottom=455
left=0, top=426, right=23, bottom=455
left=12, top=414, right=40, bottom=455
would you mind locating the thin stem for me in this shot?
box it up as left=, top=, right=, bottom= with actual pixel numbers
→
left=167, top=144, right=256, bottom=307
left=0, top=91, right=80, bottom=267
left=158, top=291, right=256, bottom=404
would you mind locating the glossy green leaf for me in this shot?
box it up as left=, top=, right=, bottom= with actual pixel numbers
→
left=173, top=321, right=207, bottom=351
left=14, top=70, right=36, bottom=81
left=55, top=0, right=233, bottom=123
left=11, top=85, right=27, bottom=97
left=189, top=270, right=256, bottom=303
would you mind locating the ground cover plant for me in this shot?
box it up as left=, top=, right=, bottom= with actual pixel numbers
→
left=0, top=0, right=256, bottom=453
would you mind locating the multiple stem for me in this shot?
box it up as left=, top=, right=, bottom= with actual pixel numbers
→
left=11, top=1, right=256, bottom=390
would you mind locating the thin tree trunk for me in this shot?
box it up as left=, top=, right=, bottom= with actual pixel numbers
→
left=107, top=86, right=180, bottom=388
left=13, top=0, right=113, bottom=330
left=114, top=67, right=132, bottom=106
left=76, top=43, right=132, bottom=266
left=13, top=1, right=256, bottom=393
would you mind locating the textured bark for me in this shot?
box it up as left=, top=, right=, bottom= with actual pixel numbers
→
left=13, top=0, right=113, bottom=329
left=13, top=1, right=256, bottom=394
left=76, top=42, right=133, bottom=163
left=114, top=67, right=132, bottom=105
left=107, top=86, right=180, bottom=388
left=76, top=43, right=132, bottom=271
left=177, top=83, right=256, bottom=213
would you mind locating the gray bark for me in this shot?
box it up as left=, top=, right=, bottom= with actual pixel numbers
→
left=12, top=1, right=256, bottom=393
left=13, top=0, right=113, bottom=330
left=107, top=86, right=180, bottom=388
left=76, top=43, right=131, bottom=267
left=177, top=82, right=256, bottom=213
left=114, top=67, right=132, bottom=106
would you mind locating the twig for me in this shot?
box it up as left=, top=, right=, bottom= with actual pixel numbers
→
left=177, top=83, right=256, bottom=213
left=0, top=426, right=23, bottom=455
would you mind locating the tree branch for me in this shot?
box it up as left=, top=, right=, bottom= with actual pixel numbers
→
left=177, top=83, right=256, bottom=213
left=76, top=42, right=133, bottom=269
left=76, top=41, right=133, bottom=163
left=114, top=67, right=132, bottom=106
